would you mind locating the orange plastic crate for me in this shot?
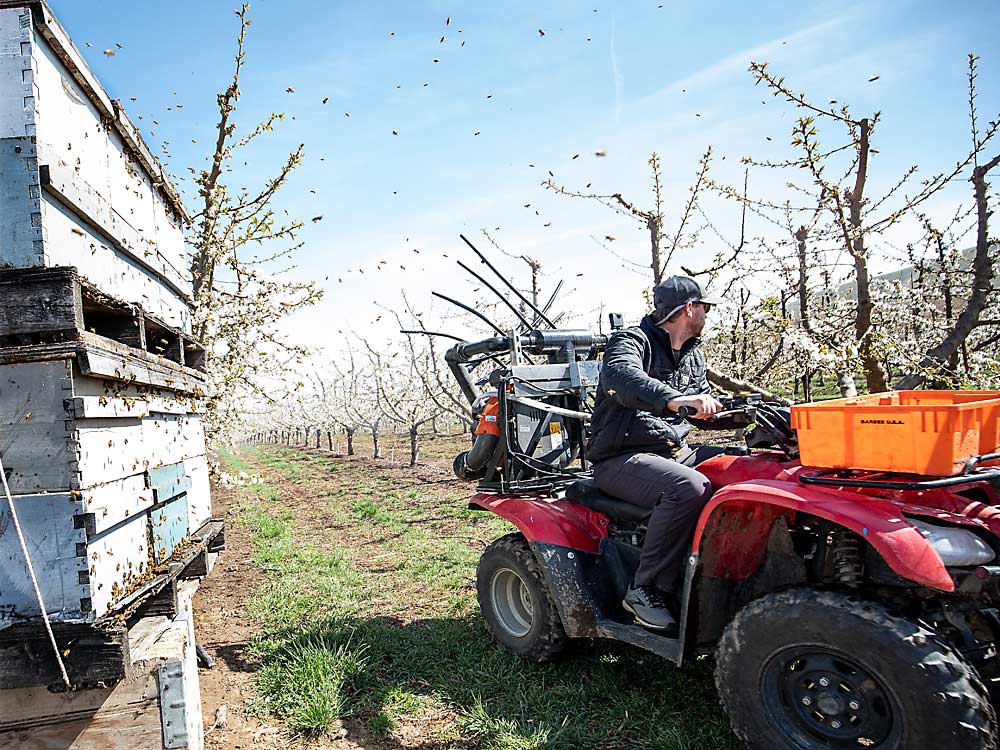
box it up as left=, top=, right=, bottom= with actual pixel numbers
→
left=790, top=391, right=1000, bottom=476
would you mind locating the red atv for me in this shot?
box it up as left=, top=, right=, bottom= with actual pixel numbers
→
left=447, top=329, right=1000, bottom=750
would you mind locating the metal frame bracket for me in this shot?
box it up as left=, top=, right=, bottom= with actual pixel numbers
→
left=158, top=660, right=189, bottom=749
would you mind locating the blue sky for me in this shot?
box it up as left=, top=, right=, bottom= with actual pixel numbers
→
left=47, top=0, right=1000, bottom=348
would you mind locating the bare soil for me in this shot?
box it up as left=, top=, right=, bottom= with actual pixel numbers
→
left=193, top=434, right=472, bottom=750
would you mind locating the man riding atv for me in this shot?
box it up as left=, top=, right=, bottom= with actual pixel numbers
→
left=442, top=237, right=1000, bottom=748
left=589, top=275, right=737, bottom=633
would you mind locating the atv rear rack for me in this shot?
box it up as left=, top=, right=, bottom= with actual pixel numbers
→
left=799, top=453, right=1000, bottom=490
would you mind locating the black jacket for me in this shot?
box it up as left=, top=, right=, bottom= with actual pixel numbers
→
left=587, top=315, right=712, bottom=462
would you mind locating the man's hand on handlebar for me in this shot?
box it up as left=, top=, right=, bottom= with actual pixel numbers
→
left=667, top=394, right=724, bottom=420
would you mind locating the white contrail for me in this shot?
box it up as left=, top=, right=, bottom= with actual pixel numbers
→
left=610, top=15, right=623, bottom=125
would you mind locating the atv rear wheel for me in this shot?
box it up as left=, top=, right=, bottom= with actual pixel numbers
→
left=476, top=533, right=567, bottom=662
left=715, top=589, right=997, bottom=750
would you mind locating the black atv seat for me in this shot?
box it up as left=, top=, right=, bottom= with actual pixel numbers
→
left=563, top=479, right=651, bottom=524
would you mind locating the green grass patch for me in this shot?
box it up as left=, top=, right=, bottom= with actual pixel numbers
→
left=221, top=446, right=738, bottom=749
left=257, top=632, right=368, bottom=738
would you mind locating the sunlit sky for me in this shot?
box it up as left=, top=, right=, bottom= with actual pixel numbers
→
left=48, top=0, right=1000, bottom=350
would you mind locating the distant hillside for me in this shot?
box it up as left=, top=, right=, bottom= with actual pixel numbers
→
left=835, top=246, right=997, bottom=301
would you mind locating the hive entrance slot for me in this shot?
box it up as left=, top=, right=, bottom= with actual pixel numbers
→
left=183, top=340, right=206, bottom=371
left=81, top=287, right=143, bottom=350
left=144, top=318, right=183, bottom=365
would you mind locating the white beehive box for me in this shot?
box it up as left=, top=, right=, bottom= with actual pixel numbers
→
left=0, top=3, right=221, bottom=703
left=0, top=0, right=192, bottom=332
left=0, top=352, right=214, bottom=626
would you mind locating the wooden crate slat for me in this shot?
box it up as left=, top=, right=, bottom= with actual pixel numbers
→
left=78, top=474, right=153, bottom=536
left=0, top=266, right=82, bottom=340
left=0, top=266, right=207, bottom=373
left=67, top=395, right=151, bottom=420
left=141, top=578, right=178, bottom=619
left=79, top=335, right=205, bottom=389
left=190, top=519, right=224, bottom=551
left=0, top=358, right=76, bottom=494
left=0, top=329, right=211, bottom=390
left=0, top=674, right=163, bottom=749
left=0, top=620, right=128, bottom=690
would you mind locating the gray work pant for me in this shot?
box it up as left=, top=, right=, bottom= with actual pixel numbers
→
left=593, top=446, right=724, bottom=593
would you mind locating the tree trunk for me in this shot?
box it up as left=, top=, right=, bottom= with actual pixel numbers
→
left=409, top=425, right=419, bottom=467
left=837, top=371, right=858, bottom=397
left=315, top=430, right=321, bottom=449
left=347, top=427, right=355, bottom=456
left=895, top=154, right=1000, bottom=390
left=649, top=215, right=663, bottom=285
left=371, top=425, right=381, bottom=459
left=847, top=119, right=888, bottom=394
left=853, top=251, right=887, bottom=392
left=795, top=226, right=812, bottom=334
left=934, top=233, right=961, bottom=379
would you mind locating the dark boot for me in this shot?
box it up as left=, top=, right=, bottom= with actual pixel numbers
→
left=622, top=585, right=678, bottom=635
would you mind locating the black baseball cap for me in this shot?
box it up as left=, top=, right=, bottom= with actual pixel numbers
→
left=652, top=275, right=724, bottom=324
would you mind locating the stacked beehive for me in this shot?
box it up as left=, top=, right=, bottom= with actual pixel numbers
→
left=0, top=2, right=221, bottom=747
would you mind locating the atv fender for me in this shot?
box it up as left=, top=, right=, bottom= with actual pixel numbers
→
left=469, top=493, right=608, bottom=554
left=692, top=479, right=955, bottom=592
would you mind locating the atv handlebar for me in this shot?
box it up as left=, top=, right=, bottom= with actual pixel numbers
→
left=674, top=395, right=759, bottom=425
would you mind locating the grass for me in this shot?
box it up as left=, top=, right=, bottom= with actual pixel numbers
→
left=219, top=442, right=738, bottom=749
left=258, top=635, right=369, bottom=736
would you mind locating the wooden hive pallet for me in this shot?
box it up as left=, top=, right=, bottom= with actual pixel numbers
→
left=0, top=518, right=224, bottom=691
left=0, top=578, right=209, bottom=749
left=0, top=266, right=206, bottom=371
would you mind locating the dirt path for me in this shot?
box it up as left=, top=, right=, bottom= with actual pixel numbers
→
left=193, top=480, right=359, bottom=750
left=193, top=436, right=473, bottom=750
left=193, top=483, right=288, bottom=749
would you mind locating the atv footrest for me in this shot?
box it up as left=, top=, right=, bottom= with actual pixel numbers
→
left=595, top=617, right=682, bottom=664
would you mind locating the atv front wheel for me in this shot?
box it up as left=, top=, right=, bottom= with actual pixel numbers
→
left=476, top=533, right=566, bottom=662
left=716, top=589, right=997, bottom=750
